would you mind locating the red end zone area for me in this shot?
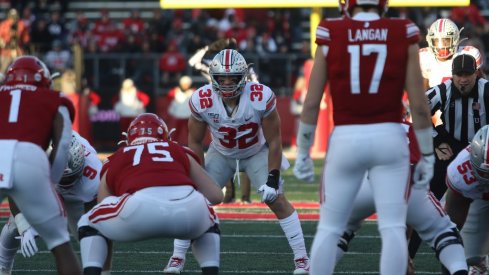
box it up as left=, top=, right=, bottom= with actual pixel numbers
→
left=0, top=202, right=379, bottom=221
left=214, top=201, right=378, bottom=221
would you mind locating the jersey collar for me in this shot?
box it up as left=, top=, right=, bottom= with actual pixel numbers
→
left=352, top=12, right=381, bottom=21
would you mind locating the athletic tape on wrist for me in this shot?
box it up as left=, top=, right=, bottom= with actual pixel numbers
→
left=414, top=127, right=434, bottom=156
left=297, top=122, right=317, bottom=155
left=14, top=213, right=31, bottom=236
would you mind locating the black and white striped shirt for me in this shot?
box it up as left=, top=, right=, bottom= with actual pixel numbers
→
left=427, top=78, right=489, bottom=145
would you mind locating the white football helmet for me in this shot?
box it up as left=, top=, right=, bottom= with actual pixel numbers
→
left=209, top=49, right=248, bottom=98
left=60, top=135, right=85, bottom=187
left=470, top=125, right=489, bottom=185
left=427, top=19, right=461, bottom=59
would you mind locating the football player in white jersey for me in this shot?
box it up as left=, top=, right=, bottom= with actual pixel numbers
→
left=408, top=18, right=485, bottom=267
left=164, top=49, right=310, bottom=275
left=0, top=132, right=103, bottom=274
left=419, top=18, right=483, bottom=90
left=445, top=125, right=489, bottom=274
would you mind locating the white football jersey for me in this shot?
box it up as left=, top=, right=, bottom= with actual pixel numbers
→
left=446, top=147, right=489, bottom=200
left=419, top=45, right=482, bottom=88
left=189, top=82, right=276, bottom=159
left=57, top=132, right=101, bottom=203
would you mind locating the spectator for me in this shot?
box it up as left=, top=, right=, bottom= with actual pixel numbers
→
left=167, top=75, right=194, bottom=145
left=46, top=10, right=66, bottom=44
left=44, top=39, right=72, bottom=72
left=122, top=9, right=145, bottom=45
left=159, top=41, right=186, bottom=87
left=113, top=78, right=150, bottom=133
left=29, top=18, right=52, bottom=54
left=0, top=9, right=30, bottom=73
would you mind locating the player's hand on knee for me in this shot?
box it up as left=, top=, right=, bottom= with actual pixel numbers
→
left=16, top=227, right=39, bottom=258
left=258, top=169, right=280, bottom=203
left=413, top=154, right=435, bottom=189
left=293, top=153, right=315, bottom=182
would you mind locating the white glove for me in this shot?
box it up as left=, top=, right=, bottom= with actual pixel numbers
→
left=258, top=184, right=278, bottom=203
left=16, top=227, right=38, bottom=258
left=413, top=154, right=435, bottom=189
left=293, top=153, right=315, bottom=182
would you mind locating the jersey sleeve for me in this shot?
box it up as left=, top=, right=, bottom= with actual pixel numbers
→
left=181, top=145, right=202, bottom=165
left=188, top=88, right=206, bottom=121
left=249, top=84, right=276, bottom=117
left=315, top=20, right=331, bottom=46
left=404, top=20, right=420, bottom=45
left=59, top=93, right=76, bottom=122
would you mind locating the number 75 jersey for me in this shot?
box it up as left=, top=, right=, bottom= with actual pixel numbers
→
left=315, top=16, right=419, bottom=125
left=446, top=147, right=489, bottom=200
left=189, top=82, right=276, bottom=159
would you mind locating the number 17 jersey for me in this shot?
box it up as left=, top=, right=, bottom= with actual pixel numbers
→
left=189, top=82, right=276, bottom=159
left=315, top=15, right=420, bottom=125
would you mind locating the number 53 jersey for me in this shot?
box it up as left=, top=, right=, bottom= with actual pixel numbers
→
left=446, top=147, right=489, bottom=200
left=189, top=82, right=276, bottom=159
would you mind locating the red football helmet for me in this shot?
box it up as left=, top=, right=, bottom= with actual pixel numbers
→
left=126, top=113, right=169, bottom=145
left=4, top=56, right=52, bottom=88
left=339, top=0, right=388, bottom=17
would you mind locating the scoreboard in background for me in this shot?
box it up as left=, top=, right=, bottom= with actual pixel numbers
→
left=160, top=0, right=469, bottom=8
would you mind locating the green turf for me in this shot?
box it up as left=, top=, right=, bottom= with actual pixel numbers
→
left=9, top=159, right=443, bottom=274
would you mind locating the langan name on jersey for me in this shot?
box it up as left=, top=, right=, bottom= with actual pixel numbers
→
left=348, top=28, right=388, bottom=42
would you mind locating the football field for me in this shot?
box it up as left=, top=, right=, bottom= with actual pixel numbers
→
left=8, top=159, right=444, bottom=274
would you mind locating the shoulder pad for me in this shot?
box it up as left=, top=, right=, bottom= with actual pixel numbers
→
left=245, top=82, right=276, bottom=112
left=189, top=84, right=214, bottom=115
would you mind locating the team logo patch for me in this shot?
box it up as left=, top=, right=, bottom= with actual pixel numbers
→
left=34, top=73, right=42, bottom=82
left=157, top=127, right=164, bottom=135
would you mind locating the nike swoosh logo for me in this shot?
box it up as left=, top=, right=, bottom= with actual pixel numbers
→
left=245, top=116, right=252, bottom=121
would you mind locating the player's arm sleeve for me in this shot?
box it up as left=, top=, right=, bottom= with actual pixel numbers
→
left=50, top=105, right=72, bottom=184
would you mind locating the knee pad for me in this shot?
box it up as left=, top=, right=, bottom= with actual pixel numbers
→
left=78, top=226, right=109, bottom=243
left=433, top=228, right=464, bottom=259
left=337, top=231, right=355, bottom=252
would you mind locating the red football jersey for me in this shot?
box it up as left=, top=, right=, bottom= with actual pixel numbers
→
left=103, top=141, right=195, bottom=196
left=316, top=16, right=420, bottom=125
left=0, top=84, right=75, bottom=150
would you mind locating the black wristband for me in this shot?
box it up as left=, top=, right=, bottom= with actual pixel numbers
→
left=266, top=169, right=280, bottom=189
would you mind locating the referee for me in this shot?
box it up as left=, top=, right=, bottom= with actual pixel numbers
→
left=427, top=53, right=489, bottom=199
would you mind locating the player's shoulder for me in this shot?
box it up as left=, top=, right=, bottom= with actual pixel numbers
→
left=243, top=82, right=275, bottom=111
left=456, top=45, right=481, bottom=56
left=189, top=84, right=215, bottom=113
left=447, top=148, right=471, bottom=182
left=419, top=47, right=431, bottom=55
